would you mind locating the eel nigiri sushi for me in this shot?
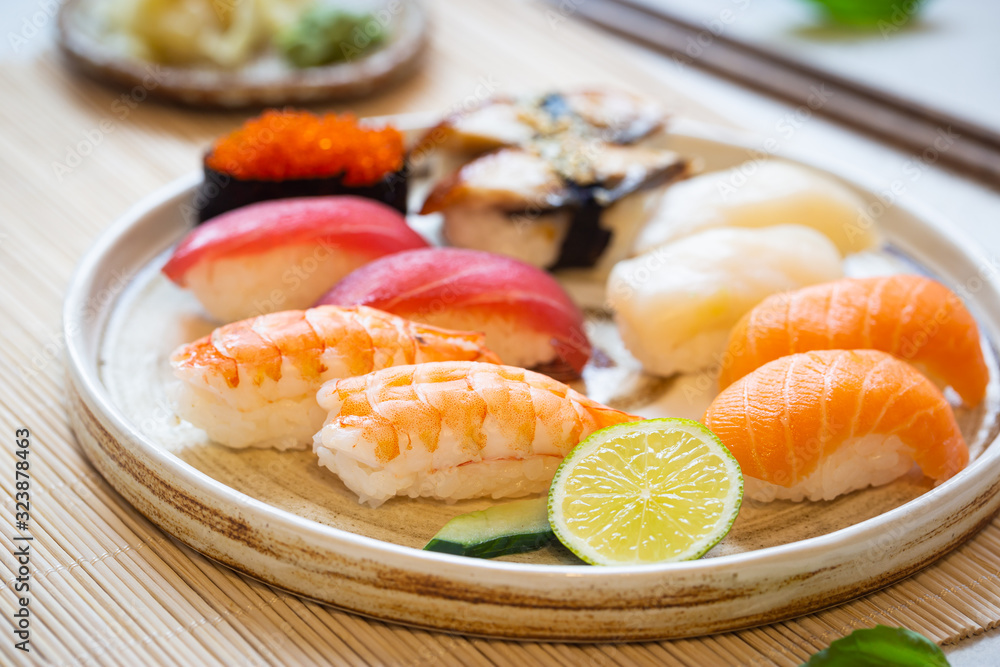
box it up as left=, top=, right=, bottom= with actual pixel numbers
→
left=543, top=88, right=667, bottom=143
left=703, top=350, right=969, bottom=502
left=419, top=144, right=686, bottom=271
left=632, top=161, right=879, bottom=257
left=421, top=148, right=574, bottom=269
left=719, top=275, right=989, bottom=405
left=170, top=306, right=500, bottom=450
left=411, top=88, right=668, bottom=159
left=313, top=361, right=641, bottom=507
left=163, top=196, right=427, bottom=322
left=195, top=110, right=407, bottom=223
left=607, top=225, right=843, bottom=377
left=317, top=248, right=591, bottom=378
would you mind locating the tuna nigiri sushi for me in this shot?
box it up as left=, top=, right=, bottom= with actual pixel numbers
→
left=170, top=306, right=500, bottom=450
left=607, top=225, right=843, bottom=377
left=632, top=161, right=879, bottom=257
left=703, top=350, right=969, bottom=502
left=719, top=275, right=989, bottom=405
left=313, top=361, right=641, bottom=507
left=317, top=248, right=591, bottom=378
left=163, top=196, right=428, bottom=322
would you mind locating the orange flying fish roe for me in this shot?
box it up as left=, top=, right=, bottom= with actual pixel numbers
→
left=205, top=109, right=405, bottom=185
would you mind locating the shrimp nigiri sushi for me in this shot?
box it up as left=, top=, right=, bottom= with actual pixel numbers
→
left=703, top=350, right=969, bottom=502
left=170, top=306, right=500, bottom=450
left=607, top=225, right=843, bottom=376
left=719, top=275, right=989, bottom=405
left=317, top=248, right=591, bottom=378
left=631, top=161, right=879, bottom=257
left=163, top=196, right=427, bottom=322
left=313, top=361, right=641, bottom=507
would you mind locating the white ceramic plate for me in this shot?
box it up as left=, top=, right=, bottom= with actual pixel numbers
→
left=65, top=120, right=1000, bottom=641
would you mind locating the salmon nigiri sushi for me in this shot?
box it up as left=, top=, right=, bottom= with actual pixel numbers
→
left=704, top=350, right=968, bottom=502
left=313, top=361, right=641, bottom=506
left=719, top=275, right=988, bottom=406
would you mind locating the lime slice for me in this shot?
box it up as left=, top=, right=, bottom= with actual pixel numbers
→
left=548, top=418, right=743, bottom=566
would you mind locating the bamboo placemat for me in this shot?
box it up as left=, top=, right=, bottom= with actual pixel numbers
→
left=2, top=1, right=999, bottom=664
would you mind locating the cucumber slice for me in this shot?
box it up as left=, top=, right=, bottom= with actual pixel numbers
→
left=423, top=497, right=556, bottom=558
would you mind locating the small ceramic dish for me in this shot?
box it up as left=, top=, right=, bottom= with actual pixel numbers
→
left=57, top=0, right=428, bottom=108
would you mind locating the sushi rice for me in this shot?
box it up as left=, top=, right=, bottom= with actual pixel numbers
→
left=182, top=243, right=367, bottom=323
left=171, top=380, right=326, bottom=451
left=742, top=435, right=917, bottom=502
left=315, top=448, right=562, bottom=508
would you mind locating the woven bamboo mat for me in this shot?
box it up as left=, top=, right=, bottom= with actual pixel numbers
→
left=2, top=1, right=1000, bottom=665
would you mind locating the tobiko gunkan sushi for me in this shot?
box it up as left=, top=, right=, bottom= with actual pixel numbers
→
left=194, top=110, right=408, bottom=223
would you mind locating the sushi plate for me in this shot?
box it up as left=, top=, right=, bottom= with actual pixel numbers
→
left=65, top=120, right=1000, bottom=641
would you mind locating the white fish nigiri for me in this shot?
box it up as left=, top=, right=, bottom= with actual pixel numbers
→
left=632, top=160, right=878, bottom=256
left=607, top=225, right=843, bottom=376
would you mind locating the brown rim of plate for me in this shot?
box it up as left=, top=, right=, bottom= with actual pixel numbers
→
left=55, top=0, right=430, bottom=109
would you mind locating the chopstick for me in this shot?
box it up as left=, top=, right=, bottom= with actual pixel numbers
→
left=561, top=0, right=1000, bottom=186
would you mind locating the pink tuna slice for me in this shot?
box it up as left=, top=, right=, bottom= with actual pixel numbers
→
left=316, top=247, right=591, bottom=375
left=162, top=196, right=426, bottom=286
left=162, top=196, right=429, bottom=322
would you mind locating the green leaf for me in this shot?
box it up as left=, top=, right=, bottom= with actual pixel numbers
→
left=800, top=0, right=925, bottom=28
left=803, top=625, right=950, bottom=666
